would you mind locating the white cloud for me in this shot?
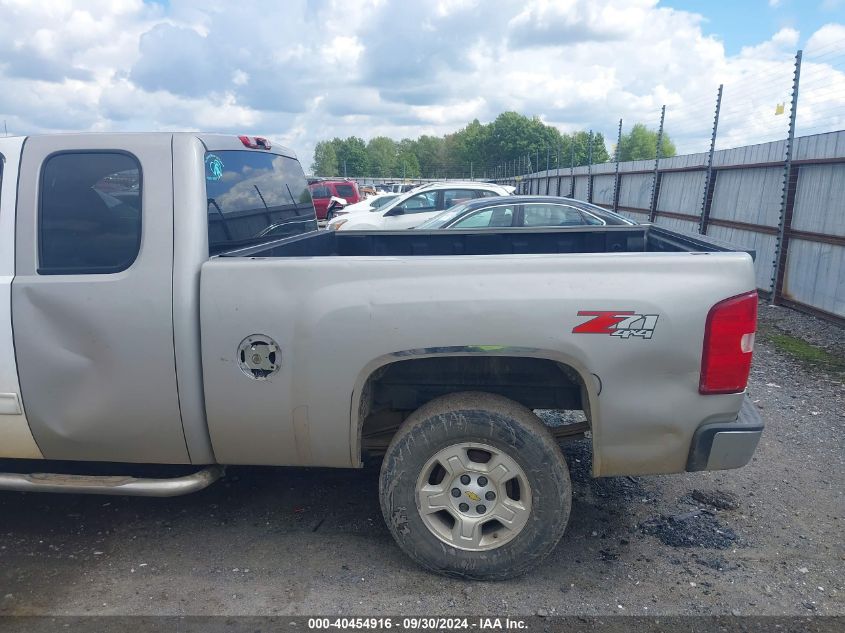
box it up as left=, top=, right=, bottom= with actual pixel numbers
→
left=321, top=36, right=365, bottom=66
left=0, top=0, right=841, bottom=169
left=805, top=22, right=845, bottom=55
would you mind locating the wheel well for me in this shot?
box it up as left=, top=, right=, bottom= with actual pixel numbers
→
left=357, top=356, right=591, bottom=458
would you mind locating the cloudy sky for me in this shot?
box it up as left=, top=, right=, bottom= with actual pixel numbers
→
left=1, top=0, right=843, bottom=169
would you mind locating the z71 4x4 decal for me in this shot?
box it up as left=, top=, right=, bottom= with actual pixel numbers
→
left=572, top=311, right=659, bottom=339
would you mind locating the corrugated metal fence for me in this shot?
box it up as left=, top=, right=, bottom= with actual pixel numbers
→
left=505, top=130, right=845, bottom=323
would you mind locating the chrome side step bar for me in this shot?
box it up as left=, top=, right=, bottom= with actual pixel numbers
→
left=0, top=465, right=224, bottom=497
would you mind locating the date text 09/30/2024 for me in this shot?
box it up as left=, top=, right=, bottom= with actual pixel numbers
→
left=307, top=617, right=528, bottom=630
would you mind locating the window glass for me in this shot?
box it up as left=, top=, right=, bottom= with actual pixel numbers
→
left=578, top=202, right=629, bottom=225
left=478, top=190, right=501, bottom=198
left=206, top=151, right=316, bottom=255
left=39, top=152, right=141, bottom=274
left=401, top=191, right=437, bottom=213
left=579, top=211, right=605, bottom=225
left=414, top=202, right=472, bottom=229
left=370, top=194, right=398, bottom=209
left=335, top=184, right=356, bottom=198
left=310, top=185, right=331, bottom=198
left=442, top=189, right=477, bottom=209
left=523, top=204, right=587, bottom=227
left=451, top=205, right=515, bottom=228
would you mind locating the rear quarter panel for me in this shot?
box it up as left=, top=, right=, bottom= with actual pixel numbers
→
left=200, top=250, right=755, bottom=475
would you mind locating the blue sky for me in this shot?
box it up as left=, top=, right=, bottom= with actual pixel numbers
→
left=1, top=0, right=842, bottom=165
left=665, top=0, right=844, bottom=53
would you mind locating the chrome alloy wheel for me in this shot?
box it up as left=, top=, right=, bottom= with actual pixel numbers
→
left=415, top=442, right=532, bottom=551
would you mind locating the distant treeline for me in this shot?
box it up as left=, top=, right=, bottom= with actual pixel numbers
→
left=311, top=112, right=675, bottom=179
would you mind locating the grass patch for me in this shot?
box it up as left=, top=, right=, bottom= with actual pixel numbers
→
left=758, top=324, right=845, bottom=376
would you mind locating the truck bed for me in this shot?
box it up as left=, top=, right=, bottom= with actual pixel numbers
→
left=200, top=223, right=757, bottom=476
left=226, top=225, right=755, bottom=259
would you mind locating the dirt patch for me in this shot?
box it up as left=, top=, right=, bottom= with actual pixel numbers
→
left=640, top=510, right=739, bottom=549
left=756, top=300, right=845, bottom=374
left=759, top=327, right=845, bottom=376
left=693, top=555, right=741, bottom=572
left=686, top=489, right=740, bottom=511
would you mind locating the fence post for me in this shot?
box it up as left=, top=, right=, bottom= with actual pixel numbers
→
left=648, top=105, right=666, bottom=222
left=613, top=118, right=623, bottom=212
left=522, top=154, right=527, bottom=194
left=526, top=153, right=531, bottom=194
left=528, top=150, right=533, bottom=193
left=771, top=49, right=803, bottom=304
left=556, top=144, right=561, bottom=195
left=587, top=130, right=594, bottom=203
left=699, top=85, right=723, bottom=235
left=521, top=155, right=525, bottom=191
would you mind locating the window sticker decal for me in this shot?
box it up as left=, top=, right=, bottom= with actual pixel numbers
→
left=205, top=153, right=224, bottom=182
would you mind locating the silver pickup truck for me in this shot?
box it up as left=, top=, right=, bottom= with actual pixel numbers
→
left=0, top=133, right=762, bottom=579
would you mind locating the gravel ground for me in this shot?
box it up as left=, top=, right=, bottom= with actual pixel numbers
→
left=0, top=304, right=842, bottom=618
left=757, top=301, right=845, bottom=359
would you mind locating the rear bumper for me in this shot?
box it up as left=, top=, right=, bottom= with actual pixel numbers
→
left=687, top=395, right=763, bottom=471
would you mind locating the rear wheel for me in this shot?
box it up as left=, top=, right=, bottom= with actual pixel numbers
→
left=379, top=392, right=572, bottom=580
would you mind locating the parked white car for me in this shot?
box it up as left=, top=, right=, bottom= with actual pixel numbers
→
left=327, top=181, right=515, bottom=230
left=329, top=193, right=400, bottom=219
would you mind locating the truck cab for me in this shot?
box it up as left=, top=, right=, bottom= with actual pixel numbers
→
left=1, top=134, right=316, bottom=465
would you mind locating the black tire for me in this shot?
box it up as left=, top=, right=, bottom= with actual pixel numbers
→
left=379, top=391, right=572, bottom=580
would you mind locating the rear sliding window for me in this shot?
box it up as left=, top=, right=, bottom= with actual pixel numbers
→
left=205, top=151, right=316, bottom=255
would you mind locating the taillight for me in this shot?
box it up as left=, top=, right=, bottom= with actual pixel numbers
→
left=238, top=135, right=271, bottom=150
left=699, top=291, right=758, bottom=395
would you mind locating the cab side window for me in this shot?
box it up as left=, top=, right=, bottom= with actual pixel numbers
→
left=402, top=191, right=438, bottom=213
left=442, top=189, right=476, bottom=209
left=452, top=205, right=515, bottom=228
left=522, top=203, right=586, bottom=227
left=39, top=152, right=142, bottom=275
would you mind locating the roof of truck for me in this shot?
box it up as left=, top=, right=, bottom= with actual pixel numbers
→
left=0, top=133, right=296, bottom=160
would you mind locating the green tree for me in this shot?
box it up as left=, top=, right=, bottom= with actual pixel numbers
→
left=617, top=123, right=676, bottom=161
left=311, top=140, right=338, bottom=176
left=396, top=139, right=421, bottom=178
left=568, top=130, right=610, bottom=166
left=451, top=118, right=490, bottom=175
left=482, top=112, right=572, bottom=172
left=334, top=136, right=369, bottom=177
left=414, top=135, right=446, bottom=178
left=310, top=112, right=619, bottom=177
left=366, top=136, right=398, bottom=177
